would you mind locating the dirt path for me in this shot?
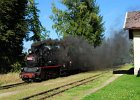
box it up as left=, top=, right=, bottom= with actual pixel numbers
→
left=0, top=91, right=19, bottom=98
left=79, top=74, right=123, bottom=99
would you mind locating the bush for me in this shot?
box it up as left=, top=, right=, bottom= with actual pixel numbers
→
left=10, top=62, right=22, bottom=72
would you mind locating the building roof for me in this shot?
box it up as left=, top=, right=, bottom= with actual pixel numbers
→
left=123, top=11, right=140, bottom=29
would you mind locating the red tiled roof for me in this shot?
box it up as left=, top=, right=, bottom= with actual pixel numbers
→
left=124, top=11, right=140, bottom=29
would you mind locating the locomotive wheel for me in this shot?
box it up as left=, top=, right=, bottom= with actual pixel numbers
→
left=45, top=68, right=60, bottom=79
left=60, top=69, right=68, bottom=77
left=22, top=79, right=33, bottom=83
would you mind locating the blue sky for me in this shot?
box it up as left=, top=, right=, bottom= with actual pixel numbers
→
left=23, top=0, right=140, bottom=51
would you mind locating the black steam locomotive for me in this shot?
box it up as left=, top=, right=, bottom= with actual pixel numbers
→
left=20, top=39, right=72, bottom=82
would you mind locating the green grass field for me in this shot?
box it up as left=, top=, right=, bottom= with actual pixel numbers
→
left=83, top=74, right=140, bottom=100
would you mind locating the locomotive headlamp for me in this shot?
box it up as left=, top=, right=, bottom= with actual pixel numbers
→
left=36, top=67, right=40, bottom=72
left=48, top=61, right=52, bottom=63
left=28, top=49, right=32, bottom=54
left=63, top=64, right=66, bottom=68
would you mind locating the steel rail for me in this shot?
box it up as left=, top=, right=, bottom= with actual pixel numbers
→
left=0, top=82, right=27, bottom=90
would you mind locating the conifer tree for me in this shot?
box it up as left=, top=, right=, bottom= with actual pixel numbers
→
left=0, top=0, right=48, bottom=72
left=27, top=0, right=49, bottom=41
left=0, top=0, right=28, bottom=72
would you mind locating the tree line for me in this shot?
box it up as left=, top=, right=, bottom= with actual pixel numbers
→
left=0, top=0, right=104, bottom=73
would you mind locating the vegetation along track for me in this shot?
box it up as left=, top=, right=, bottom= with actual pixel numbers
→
left=21, top=71, right=108, bottom=100
left=0, top=82, right=27, bottom=90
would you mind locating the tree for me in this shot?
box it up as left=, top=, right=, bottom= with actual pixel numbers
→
left=0, top=0, right=49, bottom=73
left=27, top=0, right=49, bottom=41
left=51, top=0, right=104, bottom=46
left=0, top=0, right=28, bottom=73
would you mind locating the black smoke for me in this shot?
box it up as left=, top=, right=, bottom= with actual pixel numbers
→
left=57, top=29, right=130, bottom=71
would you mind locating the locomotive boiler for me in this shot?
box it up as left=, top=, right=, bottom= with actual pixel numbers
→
left=20, top=39, right=72, bottom=82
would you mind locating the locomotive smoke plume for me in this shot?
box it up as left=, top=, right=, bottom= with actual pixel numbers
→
left=58, top=30, right=130, bottom=71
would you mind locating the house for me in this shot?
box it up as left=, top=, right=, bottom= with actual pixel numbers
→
left=123, top=11, right=140, bottom=75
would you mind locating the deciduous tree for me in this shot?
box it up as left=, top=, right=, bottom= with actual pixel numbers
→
left=51, top=0, right=104, bottom=46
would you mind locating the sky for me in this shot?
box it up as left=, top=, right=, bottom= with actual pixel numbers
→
left=23, top=0, right=140, bottom=52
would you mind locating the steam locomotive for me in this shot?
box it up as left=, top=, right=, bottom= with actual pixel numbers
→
left=20, top=39, right=72, bottom=82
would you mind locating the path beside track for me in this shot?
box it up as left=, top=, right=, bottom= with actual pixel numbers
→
left=77, top=74, right=123, bottom=99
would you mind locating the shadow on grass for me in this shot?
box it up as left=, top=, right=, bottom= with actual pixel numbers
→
left=113, top=68, right=134, bottom=75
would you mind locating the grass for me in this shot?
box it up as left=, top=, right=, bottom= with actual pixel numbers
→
left=83, top=74, right=140, bottom=100
left=50, top=64, right=133, bottom=100
left=0, top=70, right=105, bottom=100
left=119, top=64, right=132, bottom=69
left=0, top=64, right=133, bottom=100
left=51, top=71, right=113, bottom=100
left=0, top=72, right=22, bottom=86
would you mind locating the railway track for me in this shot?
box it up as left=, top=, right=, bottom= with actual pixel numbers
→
left=21, top=71, right=108, bottom=100
left=0, top=82, right=27, bottom=90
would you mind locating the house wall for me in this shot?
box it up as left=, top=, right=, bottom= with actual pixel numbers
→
left=133, top=30, right=140, bottom=75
